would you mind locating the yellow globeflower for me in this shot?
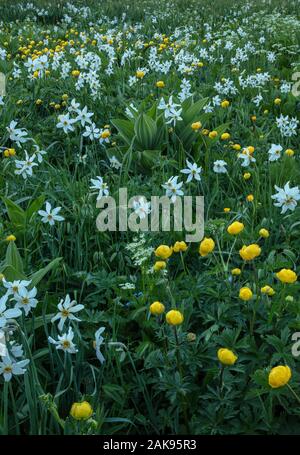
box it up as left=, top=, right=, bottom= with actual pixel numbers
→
left=221, top=100, right=230, bottom=108
left=156, top=80, right=165, bottom=88
left=199, top=237, right=215, bottom=257
left=239, top=244, right=261, bottom=261
left=150, top=301, right=165, bottom=315
left=70, top=401, right=93, bottom=420
left=259, top=228, right=269, bottom=238
left=246, top=194, right=254, bottom=202
left=173, top=241, right=188, bottom=253
left=155, top=245, right=173, bottom=260
left=274, top=98, right=281, bottom=105
left=232, top=143, right=241, bottom=151
left=217, top=348, right=237, bottom=366
left=227, top=221, right=244, bottom=235
left=276, top=269, right=297, bottom=284
left=261, top=285, right=275, bottom=296
left=6, top=234, right=16, bottom=242
left=239, top=287, right=253, bottom=301
left=221, top=132, right=230, bottom=140
left=243, top=172, right=251, bottom=180
left=209, top=130, right=218, bottom=139
left=231, top=268, right=241, bottom=276
left=268, top=365, right=291, bottom=388
left=153, top=261, right=166, bottom=271
left=136, top=70, right=145, bottom=79
left=166, top=309, right=184, bottom=326
left=285, top=148, right=294, bottom=157
left=191, top=121, right=202, bottom=131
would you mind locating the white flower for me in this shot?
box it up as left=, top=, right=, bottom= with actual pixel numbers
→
left=90, top=176, right=109, bottom=200
left=15, top=152, right=38, bottom=179
left=51, top=295, right=84, bottom=332
left=94, top=327, right=105, bottom=364
left=268, top=144, right=283, bottom=162
left=109, top=155, right=122, bottom=170
left=82, top=123, right=100, bottom=140
left=13, top=287, right=38, bottom=316
left=0, top=294, right=22, bottom=329
left=181, top=159, right=202, bottom=183
left=271, top=182, right=300, bottom=214
left=132, top=197, right=151, bottom=219
left=38, top=202, right=65, bottom=225
left=56, top=113, right=76, bottom=134
left=76, top=106, right=93, bottom=126
left=0, top=356, right=30, bottom=382
left=237, top=148, right=256, bottom=167
left=213, top=160, right=227, bottom=173
left=6, top=120, right=29, bottom=146
left=48, top=327, right=78, bottom=354
left=3, top=279, right=32, bottom=297
left=33, top=145, right=47, bottom=163
left=162, top=175, right=184, bottom=202
left=68, top=98, right=80, bottom=114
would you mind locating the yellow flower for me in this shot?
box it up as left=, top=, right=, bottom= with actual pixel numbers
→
left=247, top=146, right=255, bottom=154
left=227, top=221, right=244, bottom=235
left=268, top=365, right=291, bottom=388
left=231, top=268, right=241, bottom=276
left=150, top=301, right=165, bottom=315
left=243, top=172, right=251, bottom=180
left=259, top=228, right=269, bottom=238
left=70, top=401, right=93, bottom=420
left=221, top=100, right=230, bottom=108
left=232, top=143, right=241, bottom=151
left=35, top=99, right=42, bottom=105
left=251, top=115, right=256, bottom=122
left=173, top=241, right=188, bottom=253
left=209, top=130, right=218, bottom=139
left=239, top=287, right=253, bottom=301
left=101, top=129, right=110, bottom=139
left=276, top=269, right=297, bottom=284
left=155, top=245, right=172, bottom=259
left=223, top=207, right=231, bottom=213
left=246, top=194, right=254, bottom=202
left=6, top=234, right=16, bottom=242
left=153, top=261, right=166, bottom=271
left=261, top=285, right=275, bottom=296
left=156, top=80, right=165, bottom=88
left=191, top=121, right=202, bottom=131
left=217, top=348, right=237, bottom=366
left=221, top=132, right=230, bottom=140
left=136, top=70, right=145, bottom=79
left=239, top=244, right=261, bottom=261
left=71, top=69, right=80, bottom=77
left=62, top=94, right=68, bottom=101
left=285, top=148, right=295, bottom=157
left=166, top=309, right=184, bottom=326
left=274, top=98, right=281, bottom=105
left=199, top=237, right=215, bottom=257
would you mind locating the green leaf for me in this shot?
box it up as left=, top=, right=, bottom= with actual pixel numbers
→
left=134, top=113, right=157, bottom=150
left=0, top=264, right=27, bottom=281
left=26, top=195, right=45, bottom=221
left=29, top=257, right=62, bottom=287
left=2, top=197, right=25, bottom=228
left=5, top=241, right=24, bottom=273
left=111, top=119, right=135, bottom=146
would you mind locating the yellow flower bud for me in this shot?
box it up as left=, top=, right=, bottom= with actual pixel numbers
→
left=155, top=245, right=173, bottom=260
left=150, top=301, right=165, bottom=315
left=268, top=365, right=291, bottom=388
left=199, top=237, right=215, bottom=257
left=217, top=348, right=237, bottom=366
left=227, top=221, right=244, bottom=235
left=156, top=80, right=165, bottom=88
left=166, top=309, right=184, bottom=326
left=191, top=121, right=202, bottom=131
left=153, top=261, right=166, bottom=271
left=221, top=100, right=230, bottom=108
left=231, top=268, right=241, bottom=276
left=239, top=287, right=253, bottom=301
left=221, top=132, right=230, bottom=140
left=276, top=269, right=297, bottom=284
left=173, top=241, right=188, bottom=253
left=70, top=401, right=93, bottom=420
left=261, top=285, right=275, bottom=296
left=259, top=228, right=269, bottom=238
left=6, top=234, right=16, bottom=242
left=239, top=244, right=261, bottom=261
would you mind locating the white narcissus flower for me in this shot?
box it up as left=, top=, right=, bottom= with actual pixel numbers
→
left=180, top=159, right=202, bottom=183
left=51, top=295, right=84, bottom=332
left=48, top=327, right=78, bottom=354
left=3, top=279, right=32, bottom=297
left=132, top=197, right=151, bottom=220
left=90, top=176, right=109, bottom=200
left=15, top=152, right=38, bottom=179
left=237, top=148, right=256, bottom=167
left=76, top=106, right=93, bottom=127
left=0, top=294, right=22, bottom=328
left=56, top=113, right=76, bottom=134
left=268, top=144, right=283, bottom=162
left=0, top=356, right=30, bottom=382
left=271, top=181, right=300, bottom=214
left=213, top=160, right=228, bottom=174
left=13, top=286, right=38, bottom=316
left=38, top=201, right=65, bottom=225
left=162, top=175, right=184, bottom=202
